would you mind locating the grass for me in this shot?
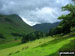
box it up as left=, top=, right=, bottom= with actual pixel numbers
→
left=0, top=40, right=21, bottom=50
left=11, top=36, right=75, bottom=56
left=0, top=31, right=75, bottom=56
left=0, top=35, right=75, bottom=56
left=0, top=37, right=54, bottom=56
left=47, top=37, right=75, bottom=56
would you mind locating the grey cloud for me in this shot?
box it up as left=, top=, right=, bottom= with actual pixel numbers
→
left=0, top=0, right=72, bottom=26
left=0, top=0, right=71, bottom=14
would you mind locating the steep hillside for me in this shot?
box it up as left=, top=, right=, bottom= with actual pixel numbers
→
left=33, top=22, right=60, bottom=32
left=0, top=14, right=34, bottom=43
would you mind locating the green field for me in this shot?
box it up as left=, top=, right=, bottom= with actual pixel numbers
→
left=0, top=35, right=75, bottom=56
left=0, top=40, right=21, bottom=50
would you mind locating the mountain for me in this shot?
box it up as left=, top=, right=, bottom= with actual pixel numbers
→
left=0, top=14, right=34, bottom=43
left=33, top=22, right=60, bottom=32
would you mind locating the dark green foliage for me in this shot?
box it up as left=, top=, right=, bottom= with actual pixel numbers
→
left=49, top=26, right=63, bottom=36
left=71, top=27, right=75, bottom=32
left=49, top=0, right=75, bottom=36
left=11, top=33, right=24, bottom=37
left=22, top=31, right=46, bottom=43
left=58, top=2, right=75, bottom=33
left=5, top=18, right=13, bottom=23
left=8, top=53, right=13, bottom=56
left=0, top=33, right=5, bottom=39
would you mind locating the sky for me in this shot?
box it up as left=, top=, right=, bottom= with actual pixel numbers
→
left=0, top=0, right=72, bottom=26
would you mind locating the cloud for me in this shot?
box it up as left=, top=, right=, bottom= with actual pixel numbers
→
left=0, top=0, right=72, bottom=26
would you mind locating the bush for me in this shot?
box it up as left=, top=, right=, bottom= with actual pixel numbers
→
left=22, top=31, right=46, bottom=43
left=0, top=34, right=5, bottom=39
left=71, top=27, right=75, bottom=32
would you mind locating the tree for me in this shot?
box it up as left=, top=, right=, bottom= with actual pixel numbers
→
left=49, top=0, right=75, bottom=36
left=58, top=1, right=75, bottom=34
left=21, top=31, right=46, bottom=43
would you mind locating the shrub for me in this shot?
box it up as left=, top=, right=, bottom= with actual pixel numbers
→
left=0, top=34, right=5, bottom=39
left=22, top=31, right=46, bottom=43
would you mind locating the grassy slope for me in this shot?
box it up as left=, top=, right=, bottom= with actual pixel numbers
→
left=0, top=40, right=21, bottom=50
left=0, top=35, right=75, bottom=56
left=0, top=37, right=54, bottom=56
left=0, top=14, right=34, bottom=43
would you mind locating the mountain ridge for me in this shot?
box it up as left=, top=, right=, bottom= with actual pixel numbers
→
left=33, top=22, right=60, bottom=32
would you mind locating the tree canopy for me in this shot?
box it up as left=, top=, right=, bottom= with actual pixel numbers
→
left=49, top=0, right=75, bottom=35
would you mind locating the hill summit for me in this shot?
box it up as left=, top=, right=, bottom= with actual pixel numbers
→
left=0, top=14, right=34, bottom=43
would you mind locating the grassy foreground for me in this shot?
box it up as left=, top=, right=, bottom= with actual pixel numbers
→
left=0, top=36, right=75, bottom=56
left=0, top=37, right=54, bottom=56
left=0, top=40, right=21, bottom=50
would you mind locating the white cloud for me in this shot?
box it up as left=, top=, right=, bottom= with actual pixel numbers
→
left=36, top=7, right=53, bottom=14
left=0, top=0, right=72, bottom=26
left=21, top=17, right=39, bottom=26
left=19, top=7, right=61, bottom=25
